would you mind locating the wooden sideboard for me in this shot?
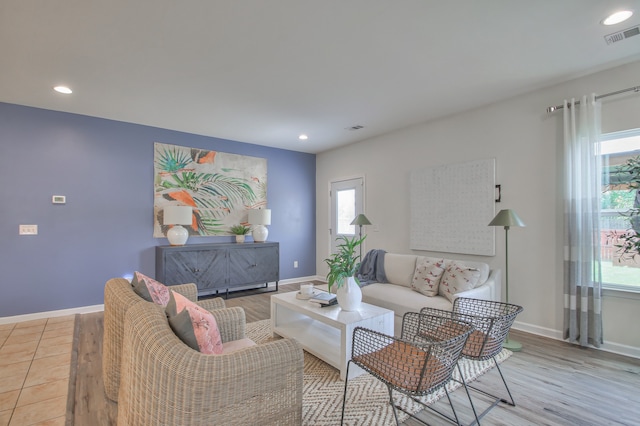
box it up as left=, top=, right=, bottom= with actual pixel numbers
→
left=156, top=242, right=279, bottom=297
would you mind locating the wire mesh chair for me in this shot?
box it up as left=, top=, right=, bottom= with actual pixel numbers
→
left=340, top=312, right=474, bottom=426
left=421, top=297, right=524, bottom=426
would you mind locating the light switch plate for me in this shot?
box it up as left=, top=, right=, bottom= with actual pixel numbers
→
left=52, top=195, right=66, bottom=204
left=19, top=225, right=38, bottom=235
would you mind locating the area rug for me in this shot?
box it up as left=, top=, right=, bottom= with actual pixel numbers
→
left=246, top=319, right=512, bottom=426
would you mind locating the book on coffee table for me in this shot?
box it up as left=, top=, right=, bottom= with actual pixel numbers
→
left=309, top=292, right=337, bottom=306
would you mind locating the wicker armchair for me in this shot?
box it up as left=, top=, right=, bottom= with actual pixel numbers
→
left=421, top=297, right=524, bottom=425
left=117, top=301, right=304, bottom=426
left=341, top=312, right=473, bottom=425
left=102, top=277, right=225, bottom=401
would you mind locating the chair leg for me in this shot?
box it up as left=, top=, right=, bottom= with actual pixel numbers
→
left=444, top=386, right=462, bottom=426
left=340, top=361, right=352, bottom=426
left=387, top=386, right=401, bottom=425
left=493, top=357, right=516, bottom=406
left=458, top=363, right=481, bottom=426
left=457, top=356, right=518, bottom=426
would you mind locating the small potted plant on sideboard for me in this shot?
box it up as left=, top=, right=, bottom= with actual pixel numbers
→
left=230, top=224, right=251, bottom=243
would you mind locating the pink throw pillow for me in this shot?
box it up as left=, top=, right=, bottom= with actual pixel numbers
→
left=131, top=271, right=171, bottom=306
left=166, top=291, right=223, bottom=355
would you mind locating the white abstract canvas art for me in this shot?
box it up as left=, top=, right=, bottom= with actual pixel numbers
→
left=410, top=158, right=496, bottom=256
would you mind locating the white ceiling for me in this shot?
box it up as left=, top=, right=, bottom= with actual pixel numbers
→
left=2, top=1, right=640, bottom=154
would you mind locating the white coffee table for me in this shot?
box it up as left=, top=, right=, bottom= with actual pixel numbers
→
left=270, top=291, right=394, bottom=380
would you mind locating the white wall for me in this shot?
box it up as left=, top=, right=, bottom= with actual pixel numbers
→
left=316, top=59, right=640, bottom=356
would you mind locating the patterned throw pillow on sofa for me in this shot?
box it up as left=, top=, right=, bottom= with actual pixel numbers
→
left=166, top=290, right=224, bottom=355
left=411, top=257, right=445, bottom=296
left=439, top=262, right=481, bottom=302
left=131, top=271, right=171, bottom=306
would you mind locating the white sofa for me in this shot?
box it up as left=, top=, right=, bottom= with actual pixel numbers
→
left=360, top=253, right=501, bottom=336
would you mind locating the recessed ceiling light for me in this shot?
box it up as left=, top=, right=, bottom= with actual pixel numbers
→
left=298, top=134, right=308, bottom=140
left=602, top=10, right=633, bottom=26
left=54, top=86, right=72, bottom=94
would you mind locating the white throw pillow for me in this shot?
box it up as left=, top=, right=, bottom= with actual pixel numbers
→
left=439, top=261, right=481, bottom=302
left=410, top=257, right=445, bottom=297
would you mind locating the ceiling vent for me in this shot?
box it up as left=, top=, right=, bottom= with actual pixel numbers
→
left=604, top=26, right=640, bottom=45
left=346, top=125, right=364, bottom=131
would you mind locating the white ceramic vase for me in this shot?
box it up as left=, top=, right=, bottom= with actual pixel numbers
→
left=336, top=276, right=362, bottom=311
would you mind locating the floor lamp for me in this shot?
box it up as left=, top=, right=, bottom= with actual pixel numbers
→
left=489, top=209, right=526, bottom=352
left=350, top=214, right=371, bottom=259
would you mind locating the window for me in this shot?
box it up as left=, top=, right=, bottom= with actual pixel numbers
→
left=600, top=128, right=640, bottom=291
left=329, top=177, right=364, bottom=254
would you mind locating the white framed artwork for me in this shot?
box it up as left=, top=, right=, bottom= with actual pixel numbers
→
left=410, top=158, right=496, bottom=256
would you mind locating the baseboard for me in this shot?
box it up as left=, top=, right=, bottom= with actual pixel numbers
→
left=512, top=320, right=563, bottom=340
left=0, top=304, right=105, bottom=325
left=599, top=341, right=640, bottom=359
left=512, top=320, right=640, bottom=359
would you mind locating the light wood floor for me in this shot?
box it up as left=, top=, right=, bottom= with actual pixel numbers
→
left=68, top=282, right=640, bottom=425
left=227, top=283, right=640, bottom=426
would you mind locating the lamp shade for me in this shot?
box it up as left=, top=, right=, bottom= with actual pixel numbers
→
left=488, top=209, right=525, bottom=228
left=248, top=209, right=271, bottom=225
left=350, top=214, right=372, bottom=226
left=164, top=206, right=192, bottom=225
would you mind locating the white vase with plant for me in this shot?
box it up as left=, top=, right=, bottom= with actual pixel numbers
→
left=230, top=224, right=250, bottom=243
left=324, top=235, right=365, bottom=311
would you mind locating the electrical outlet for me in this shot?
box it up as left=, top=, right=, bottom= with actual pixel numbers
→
left=294, top=261, right=299, bottom=268
left=19, top=225, right=38, bottom=235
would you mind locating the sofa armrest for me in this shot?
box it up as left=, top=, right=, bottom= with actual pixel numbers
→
left=170, top=283, right=198, bottom=302
left=453, top=268, right=501, bottom=302
left=118, top=303, right=303, bottom=426
left=209, top=306, right=246, bottom=343
left=196, top=297, right=226, bottom=311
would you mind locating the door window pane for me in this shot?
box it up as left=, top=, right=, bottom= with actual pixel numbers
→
left=337, top=189, right=355, bottom=235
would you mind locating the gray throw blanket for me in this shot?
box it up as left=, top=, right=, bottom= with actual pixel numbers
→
left=357, top=249, right=387, bottom=286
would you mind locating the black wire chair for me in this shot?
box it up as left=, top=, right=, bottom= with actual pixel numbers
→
left=341, top=312, right=474, bottom=425
left=421, top=297, right=524, bottom=426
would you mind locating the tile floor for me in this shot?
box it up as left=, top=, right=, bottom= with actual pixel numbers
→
left=0, top=315, right=75, bottom=426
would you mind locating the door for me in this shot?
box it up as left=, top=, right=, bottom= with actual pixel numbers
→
left=330, top=177, right=364, bottom=254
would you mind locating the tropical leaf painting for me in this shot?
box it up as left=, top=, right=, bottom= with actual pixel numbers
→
left=153, top=142, right=267, bottom=237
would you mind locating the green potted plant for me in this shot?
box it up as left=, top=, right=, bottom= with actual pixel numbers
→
left=324, top=235, right=365, bottom=311
left=230, top=224, right=251, bottom=243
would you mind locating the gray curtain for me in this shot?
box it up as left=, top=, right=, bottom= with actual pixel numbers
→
left=563, top=94, right=603, bottom=348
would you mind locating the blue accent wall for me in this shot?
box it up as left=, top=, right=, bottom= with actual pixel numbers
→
left=0, top=102, right=316, bottom=316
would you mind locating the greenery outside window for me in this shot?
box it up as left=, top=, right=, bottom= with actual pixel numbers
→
left=600, top=128, right=640, bottom=292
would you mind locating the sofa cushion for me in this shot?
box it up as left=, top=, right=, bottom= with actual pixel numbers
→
left=362, top=283, right=453, bottom=320
left=410, top=257, right=445, bottom=296
left=444, top=260, right=490, bottom=284
left=166, top=291, right=224, bottom=355
left=439, top=262, right=482, bottom=302
left=131, top=271, right=171, bottom=306
left=222, top=337, right=257, bottom=354
left=384, top=254, right=418, bottom=287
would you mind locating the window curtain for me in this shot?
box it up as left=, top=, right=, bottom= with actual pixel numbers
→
left=563, top=94, right=603, bottom=348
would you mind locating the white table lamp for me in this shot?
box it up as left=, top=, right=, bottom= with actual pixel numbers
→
left=164, top=205, right=192, bottom=246
left=249, top=208, right=271, bottom=243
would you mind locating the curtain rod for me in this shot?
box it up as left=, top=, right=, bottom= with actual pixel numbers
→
left=546, top=85, right=640, bottom=113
